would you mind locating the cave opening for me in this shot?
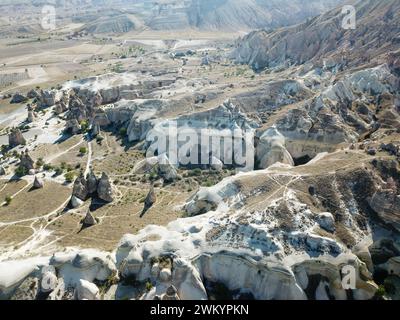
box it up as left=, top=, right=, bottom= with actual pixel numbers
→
left=293, top=154, right=313, bottom=166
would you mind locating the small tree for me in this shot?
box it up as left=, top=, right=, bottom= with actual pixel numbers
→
left=5, top=195, right=12, bottom=206
left=145, top=281, right=153, bottom=292
left=36, top=158, right=44, bottom=168
left=64, top=171, right=75, bottom=183
left=54, top=167, right=63, bottom=176
left=119, top=127, right=127, bottom=137
left=15, top=166, right=28, bottom=177
left=80, top=120, right=89, bottom=133
left=43, top=163, right=53, bottom=171
left=79, top=147, right=87, bottom=155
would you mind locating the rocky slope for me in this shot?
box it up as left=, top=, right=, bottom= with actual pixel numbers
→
left=0, top=0, right=399, bottom=301
left=0, top=0, right=345, bottom=35
left=232, top=0, right=400, bottom=70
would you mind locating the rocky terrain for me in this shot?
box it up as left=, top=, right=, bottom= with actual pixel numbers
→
left=0, top=0, right=346, bottom=35
left=0, top=0, right=399, bottom=301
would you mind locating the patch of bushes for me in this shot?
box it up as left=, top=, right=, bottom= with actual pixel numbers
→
left=43, top=163, right=53, bottom=171
left=64, top=171, right=75, bottom=183
left=54, top=167, right=63, bottom=176
left=15, top=166, right=28, bottom=177
left=80, top=120, right=89, bottom=133
left=36, top=158, right=44, bottom=167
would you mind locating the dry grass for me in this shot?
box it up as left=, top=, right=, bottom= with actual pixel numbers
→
left=0, top=180, right=70, bottom=223
left=0, top=179, right=28, bottom=202
left=46, top=183, right=188, bottom=251
left=0, top=224, right=34, bottom=247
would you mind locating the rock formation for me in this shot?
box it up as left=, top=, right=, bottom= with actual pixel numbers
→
left=256, top=127, right=294, bottom=169
left=33, top=176, right=44, bottom=189
left=19, top=150, right=34, bottom=171
left=86, top=170, right=98, bottom=194
left=72, top=174, right=88, bottom=201
left=65, top=119, right=81, bottom=135
left=39, top=89, right=62, bottom=107
left=82, top=209, right=97, bottom=227
left=97, top=172, right=113, bottom=203
left=54, top=101, right=67, bottom=115
left=8, top=128, right=26, bottom=147
left=158, top=154, right=178, bottom=182
left=10, top=93, right=28, bottom=104
left=70, top=195, right=83, bottom=209
left=161, top=285, right=180, bottom=300
left=232, top=0, right=400, bottom=70
left=27, top=89, right=40, bottom=99
left=145, top=186, right=156, bottom=209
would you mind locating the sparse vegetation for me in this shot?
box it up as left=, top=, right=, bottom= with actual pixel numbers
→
left=43, top=163, right=53, bottom=171
left=15, top=166, right=28, bottom=177
left=79, top=147, right=87, bottom=155
left=64, top=171, right=75, bottom=183
left=119, top=127, right=127, bottom=137
left=4, top=195, right=12, bottom=206
left=145, top=281, right=153, bottom=292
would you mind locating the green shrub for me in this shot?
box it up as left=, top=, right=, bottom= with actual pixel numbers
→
left=80, top=120, right=89, bottom=133
left=15, top=166, right=28, bottom=177
left=79, top=147, right=87, bottom=155
left=145, top=281, right=153, bottom=292
left=64, top=171, right=75, bottom=183
left=36, top=158, right=44, bottom=167
left=43, top=163, right=53, bottom=171
left=119, top=127, right=127, bottom=137
left=376, top=285, right=386, bottom=298
left=4, top=195, right=12, bottom=206
left=192, top=168, right=202, bottom=176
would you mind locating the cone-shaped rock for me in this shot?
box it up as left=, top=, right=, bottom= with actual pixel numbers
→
left=97, top=172, right=113, bottom=202
left=82, top=209, right=97, bottom=227
left=162, top=285, right=180, bottom=300
left=145, top=185, right=156, bottom=210
left=72, top=173, right=88, bottom=201
left=20, top=150, right=34, bottom=170
left=86, top=170, right=98, bottom=194
left=9, top=128, right=26, bottom=147
left=33, top=176, right=44, bottom=189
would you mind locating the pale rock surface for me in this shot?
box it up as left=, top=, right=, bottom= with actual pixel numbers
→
left=256, top=127, right=294, bottom=169
left=70, top=195, right=83, bottom=208
left=75, top=279, right=100, bottom=300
